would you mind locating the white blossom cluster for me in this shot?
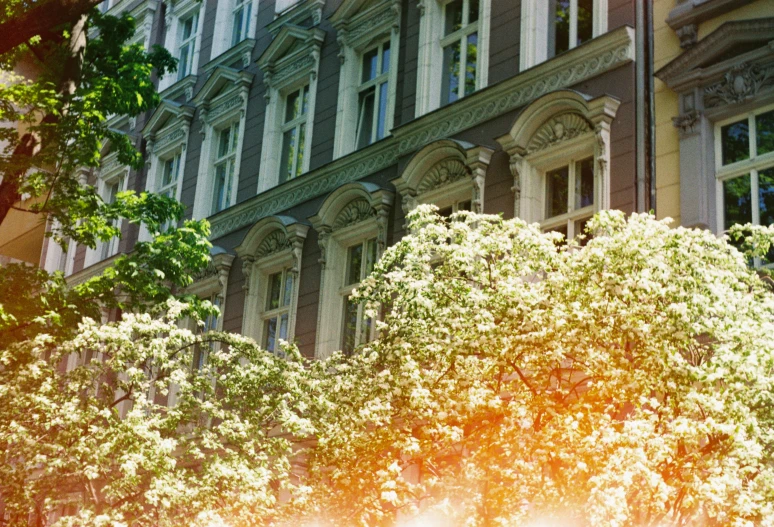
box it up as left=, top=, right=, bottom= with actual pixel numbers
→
left=2, top=208, right=774, bottom=527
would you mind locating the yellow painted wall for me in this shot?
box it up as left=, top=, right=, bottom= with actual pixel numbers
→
left=653, top=0, right=774, bottom=226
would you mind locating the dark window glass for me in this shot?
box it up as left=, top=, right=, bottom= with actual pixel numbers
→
left=442, top=39, right=462, bottom=104
left=465, top=32, right=478, bottom=97
left=346, top=243, right=363, bottom=286
left=723, top=174, right=752, bottom=230
left=759, top=167, right=774, bottom=226
left=552, top=0, right=571, bottom=56
left=267, top=271, right=283, bottom=310
left=357, top=88, right=375, bottom=148
left=721, top=119, right=750, bottom=165
left=756, top=110, right=774, bottom=156
left=546, top=165, right=569, bottom=218
left=444, top=0, right=464, bottom=35
left=362, top=47, right=378, bottom=82
left=469, top=0, right=479, bottom=24
left=342, top=297, right=359, bottom=356
left=577, top=0, right=594, bottom=46
left=575, top=157, right=594, bottom=209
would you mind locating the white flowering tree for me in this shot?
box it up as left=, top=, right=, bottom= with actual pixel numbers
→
left=292, top=207, right=774, bottom=527
left=3, top=208, right=774, bottom=527
left=0, top=302, right=313, bottom=527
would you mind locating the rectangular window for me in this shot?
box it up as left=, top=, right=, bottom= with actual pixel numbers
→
left=178, top=11, right=199, bottom=80
left=159, top=153, right=182, bottom=231
left=279, top=85, right=309, bottom=184
left=440, top=0, right=479, bottom=105
left=341, top=238, right=378, bottom=355
left=231, top=0, right=252, bottom=46
left=101, top=175, right=126, bottom=260
left=543, top=156, right=594, bottom=240
left=262, top=268, right=293, bottom=354
left=719, top=109, right=774, bottom=252
left=212, top=122, right=239, bottom=214
left=356, top=40, right=391, bottom=149
left=547, top=0, right=593, bottom=58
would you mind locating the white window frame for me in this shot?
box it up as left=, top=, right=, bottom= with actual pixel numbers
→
left=535, top=149, right=596, bottom=238
left=520, top=0, right=607, bottom=70
left=415, top=0, right=491, bottom=117
left=177, top=10, right=200, bottom=79
left=714, top=103, right=774, bottom=235
left=339, top=236, right=378, bottom=355
left=278, top=84, right=310, bottom=184
left=211, top=121, right=240, bottom=215
left=311, top=183, right=393, bottom=359
left=331, top=0, right=401, bottom=159
left=439, top=0, right=479, bottom=105
left=159, top=0, right=204, bottom=92
left=85, top=155, right=128, bottom=267
left=257, top=26, right=324, bottom=192
left=236, top=217, right=309, bottom=353
left=210, top=0, right=260, bottom=59
left=191, top=68, right=252, bottom=220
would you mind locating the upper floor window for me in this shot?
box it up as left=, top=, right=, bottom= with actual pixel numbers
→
left=262, top=267, right=294, bottom=353
left=549, top=0, right=594, bottom=58
left=341, top=237, right=377, bottom=355
left=415, top=0, right=490, bottom=116
left=280, top=85, right=309, bottom=184
left=257, top=25, right=324, bottom=192
left=212, top=122, right=240, bottom=214
left=331, top=0, right=401, bottom=159
left=441, top=0, right=479, bottom=105
left=231, top=0, right=253, bottom=46
left=520, top=0, right=606, bottom=70
left=100, top=175, right=126, bottom=260
left=716, top=107, right=774, bottom=234
left=178, top=10, right=200, bottom=80
left=356, top=42, right=391, bottom=148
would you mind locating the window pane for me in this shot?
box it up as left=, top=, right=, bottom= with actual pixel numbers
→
left=301, top=85, right=309, bottom=115
left=264, top=316, right=277, bottom=353
left=212, top=164, right=227, bottom=213
left=285, top=89, right=300, bottom=122
left=575, top=217, right=590, bottom=245
left=295, top=123, right=306, bottom=178
left=218, top=127, right=231, bottom=157
left=465, top=32, right=477, bottom=97
left=280, top=128, right=297, bottom=184
left=381, top=42, right=391, bottom=75
left=721, top=119, right=750, bottom=165
left=441, top=40, right=461, bottom=105
left=444, top=0, right=464, bottom=35
left=283, top=271, right=293, bottom=306
left=365, top=237, right=377, bottom=276
left=575, top=157, right=594, bottom=209
left=438, top=206, right=453, bottom=218
left=162, top=157, right=176, bottom=186
left=231, top=6, right=244, bottom=45
left=759, top=168, right=774, bottom=226
left=723, top=174, right=752, bottom=230
left=545, top=165, right=569, bottom=218
left=756, top=110, right=774, bottom=156
left=267, top=271, right=282, bottom=310
left=362, top=47, right=378, bottom=83
left=469, top=0, right=479, bottom=24
left=376, top=82, right=388, bottom=140
left=279, top=313, right=289, bottom=341
left=342, top=297, right=359, bottom=355
left=458, top=199, right=472, bottom=211
left=552, top=0, right=570, bottom=56
left=357, top=88, right=375, bottom=148
left=178, top=44, right=190, bottom=79
left=577, top=0, right=594, bottom=46
left=347, top=243, right=363, bottom=285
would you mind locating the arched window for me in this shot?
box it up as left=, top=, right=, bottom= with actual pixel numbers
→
left=235, top=216, right=309, bottom=354
left=392, top=139, right=492, bottom=220
left=310, top=183, right=394, bottom=358
left=497, top=90, right=619, bottom=240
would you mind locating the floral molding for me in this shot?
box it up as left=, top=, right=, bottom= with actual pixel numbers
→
left=207, top=26, right=635, bottom=240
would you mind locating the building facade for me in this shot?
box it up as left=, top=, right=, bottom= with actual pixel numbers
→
left=654, top=0, right=774, bottom=235
left=45, top=0, right=650, bottom=359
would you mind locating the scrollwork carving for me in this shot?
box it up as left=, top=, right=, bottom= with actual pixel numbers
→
left=255, top=230, right=292, bottom=259
left=704, top=63, right=774, bottom=108
left=333, top=199, right=376, bottom=230
left=417, top=159, right=470, bottom=194
left=526, top=113, right=593, bottom=154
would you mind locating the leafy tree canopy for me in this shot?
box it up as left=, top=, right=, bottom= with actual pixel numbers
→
left=3, top=208, right=774, bottom=527
left=0, top=8, right=213, bottom=346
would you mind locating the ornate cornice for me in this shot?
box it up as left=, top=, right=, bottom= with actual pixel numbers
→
left=207, top=26, right=635, bottom=240
left=416, top=159, right=469, bottom=194
left=704, top=62, right=774, bottom=109
left=255, top=230, right=292, bottom=258
left=332, top=199, right=376, bottom=230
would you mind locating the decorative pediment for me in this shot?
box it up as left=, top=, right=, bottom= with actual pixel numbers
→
left=330, top=0, right=400, bottom=48
left=141, top=100, right=195, bottom=140
left=193, top=66, right=253, bottom=106
left=526, top=112, right=593, bottom=154
left=269, top=0, right=325, bottom=35
left=255, top=230, right=292, bottom=258
left=202, top=38, right=256, bottom=75
left=656, top=18, right=774, bottom=90
left=257, top=25, right=325, bottom=72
